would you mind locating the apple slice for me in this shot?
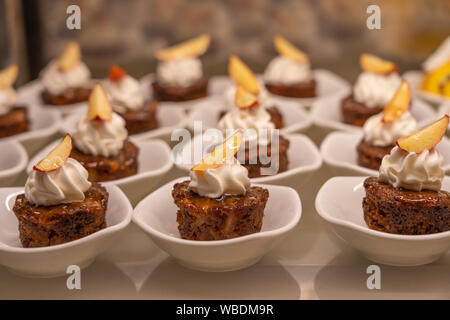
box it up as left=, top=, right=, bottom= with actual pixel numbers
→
left=58, top=42, right=81, bottom=71
left=191, top=131, right=243, bottom=172
left=108, top=64, right=127, bottom=82
left=0, top=64, right=18, bottom=88
left=274, top=35, right=309, bottom=63
left=382, top=81, right=411, bottom=122
left=34, top=134, right=72, bottom=172
left=360, top=53, right=398, bottom=74
left=235, top=86, right=259, bottom=109
left=396, top=115, right=449, bottom=153
left=86, top=84, right=112, bottom=121
left=228, top=55, right=260, bottom=94
left=155, top=34, right=210, bottom=60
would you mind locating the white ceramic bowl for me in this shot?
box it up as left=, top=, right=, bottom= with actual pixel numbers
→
left=133, top=177, right=302, bottom=272
left=311, top=92, right=437, bottom=136
left=0, top=184, right=133, bottom=277
left=173, top=133, right=322, bottom=190
left=28, top=138, right=173, bottom=206
left=321, top=131, right=450, bottom=176
left=403, top=70, right=450, bottom=106
left=186, top=96, right=312, bottom=134
left=0, top=140, right=28, bottom=187
left=316, top=176, right=450, bottom=266
left=62, top=105, right=187, bottom=144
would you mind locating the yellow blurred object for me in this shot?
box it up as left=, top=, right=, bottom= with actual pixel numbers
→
left=421, top=61, right=450, bottom=97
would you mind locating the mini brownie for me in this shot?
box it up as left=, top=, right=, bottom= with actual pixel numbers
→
left=341, top=95, right=383, bottom=127
left=219, top=106, right=284, bottom=129
left=0, top=106, right=29, bottom=138
left=356, top=139, right=393, bottom=170
left=120, top=101, right=158, bottom=135
left=41, top=87, right=91, bottom=106
left=265, top=79, right=316, bottom=98
left=13, top=183, right=108, bottom=248
left=70, top=140, right=138, bottom=182
left=172, top=180, right=269, bottom=240
left=363, top=177, right=450, bottom=235
left=238, top=135, right=290, bottom=178
left=152, top=77, right=208, bottom=102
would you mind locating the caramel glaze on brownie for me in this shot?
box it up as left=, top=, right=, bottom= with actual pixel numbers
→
left=172, top=180, right=269, bottom=240
left=237, top=135, right=290, bottom=178
left=341, top=95, right=383, bottom=127
left=152, top=77, right=208, bottom=102
left=119, top=101, right=158, bottom=135
left=70, top=139, right=138, bottom=182
left=265, top=79, right=316, bottom=98
left=0, top=106, right=29, bottom=138
left=356, top=139, right=393, bottom=170
left=218, top=106, right=284, bottom=129
left=13, top=183, right=108, bottom=248
left=41, top=87, right=91, bottom=106
left=363, top=177, right=450, bottom=235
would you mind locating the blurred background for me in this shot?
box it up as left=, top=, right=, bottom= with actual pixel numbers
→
left=1, top=0, right=449, bottom=85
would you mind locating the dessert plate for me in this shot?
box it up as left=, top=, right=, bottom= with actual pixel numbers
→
left=320, top=131, right=450, bottom=176
left=0, top=184, right=132, bottom=277
left=62, top=105, right=187, bottom=143
left=173, top=133, right=322, bottom=189
left=27, top=138, right=173, bottom=206
left=403, top=70, right=450, bottom=106
left=186, top=96, right=312, bottom=134
left=311, top=92, right=437, bottom=136
left=0, top=140, right=28, bottom=187
left=133, top=177, right=302, bottom=272
left=316, top=176, right=450, bottom=266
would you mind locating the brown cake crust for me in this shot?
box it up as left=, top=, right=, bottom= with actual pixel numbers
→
left=41, top=87, right=91, bottom=106
left=363, top=177, right=450, bottom=235
left=265, top=79, right=316, bottom=98
left=341, top=95, right=382, bottom=127
left=0, top=106, right=29, bottom=138
left=218, top=106, right=284, bottom=129
left=119, top=101, right=159, bottom=135
left=152, top=77, right=208, bottom=102
left=70, top=139, right=139, bottom=182
left=356, top=139, right=393, bottom=170
left=172, top=180, right=269, bottom=240
left=13, top=183, right=108, bottom=248
left=237, top=135, right=290, bottom=178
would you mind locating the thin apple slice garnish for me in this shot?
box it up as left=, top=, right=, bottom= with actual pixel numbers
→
left=235, top=86, right=259, bottom=109
left=34, top=134, right=72, bottom=172
left=228, top=55, right=260, bottom=95
left=58, top=42, right=81, bottom=71
left=396, top=115, right=449, bottom=153
left=86, top=84, right=113, bottom=121
left=274, top=35, right=309, bottom=63
left=382, top=81, right=411, bottom=122
left=191, top=131, right=243, bottom=173
left=0, top=64, right=18, bottom=88
left=108, top=65, right=127, bottom=82
left=360, top=53, right=398, bottom=74
left=155, top=34, right=210, bottom=61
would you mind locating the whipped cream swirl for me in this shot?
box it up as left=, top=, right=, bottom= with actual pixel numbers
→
left=104, top=75, right=144, bottom=113
left=379, top=146, right=444, bottom=192
left=363, top=111, right=417, bottom=147
left=156, top=58, right=202, bottom=88
left=263, top=56, right=312, bottom=85
left=0, top=87, right=16, bottom=116
left=40, top=60, right=91, bottom=95
left=74, top=113, right=128, bottom=157
left=353, top=72, right=402, bottom=108
left=189, top=158, right=250, bottom=198
left=224, top=84, right=273, bottom=111
left=25, top=158, right=91, bottom=206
